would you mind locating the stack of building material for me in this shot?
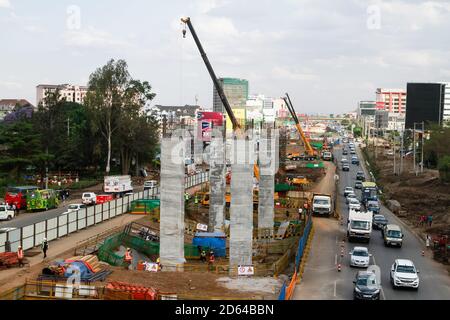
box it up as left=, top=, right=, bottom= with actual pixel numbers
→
left=106, top=281, right=158, bottom=300
left=0, top=252, right=19, bottom=269
left=65, top=255, right=102, bottom=273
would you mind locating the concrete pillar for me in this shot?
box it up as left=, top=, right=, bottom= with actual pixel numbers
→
left=159, top=135, right=186, bottom=270
left=208, top=127, right=226, bottom=232
left=194, top=121, right=203, bottom=165
left=258, top=130, right=279, bottom=236
left=229, top=133, right=255, bottom=269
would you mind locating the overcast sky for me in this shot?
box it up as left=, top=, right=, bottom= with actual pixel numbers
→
left=1, top=0, right=449, bottom=114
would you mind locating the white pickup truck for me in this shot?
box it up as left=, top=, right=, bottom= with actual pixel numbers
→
left=0, top=205, right=15, bottom=221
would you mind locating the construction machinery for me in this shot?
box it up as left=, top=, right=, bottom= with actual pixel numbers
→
left=283, top=93, right=317, bottom=161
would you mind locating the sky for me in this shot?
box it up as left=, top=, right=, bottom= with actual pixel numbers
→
left=0, top=0, right=449, bottom=114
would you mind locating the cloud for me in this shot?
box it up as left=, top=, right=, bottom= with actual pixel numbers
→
left=0, top=0, right=11, bottom=8
left=64, top=26, right=132, bottom=49
left=0, top=81, right=22, bottom=89
left=272, top=66, right=319, bottom=81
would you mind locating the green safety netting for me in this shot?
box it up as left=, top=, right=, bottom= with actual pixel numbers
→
left=275, top=184, right=296, bottom=192
left=130, top=199, right=160, bottom=212
left=305, top=162, right=325, bottom=169
left=98, top=232, right=202, bottom=266
left=310, top=142, right=323, bottom=149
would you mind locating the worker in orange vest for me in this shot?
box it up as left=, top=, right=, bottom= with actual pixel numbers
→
left=17, top=245, right=24, bottom=268
left=208, top=250, right=215, bottom=271
left=124, top=248, right=133, bottom=270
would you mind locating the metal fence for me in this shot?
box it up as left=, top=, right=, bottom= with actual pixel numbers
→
left=0, top=172, right=209, bottom=254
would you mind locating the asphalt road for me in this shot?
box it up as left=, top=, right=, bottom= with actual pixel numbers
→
left=0, top=185, right=146, bottom=229
left=295, top=142, right=450, bottom=300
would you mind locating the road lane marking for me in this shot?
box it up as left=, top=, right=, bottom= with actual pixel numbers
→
left=371, top=254, right=387, bottom=300
left=335, top=254, right=337, bottom=265
left=334, top=280, right=337, bottom=297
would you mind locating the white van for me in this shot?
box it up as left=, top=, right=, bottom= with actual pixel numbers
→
left=0, top=205, right=15, bottom=221
left=82, top=192, right=97, bottom=205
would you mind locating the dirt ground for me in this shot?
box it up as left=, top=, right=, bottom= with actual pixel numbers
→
left=106, top=268, right=278, bottom=299
left=368, top=146, right=450, bottom=238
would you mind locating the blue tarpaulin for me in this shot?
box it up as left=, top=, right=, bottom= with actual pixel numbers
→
left=60, top=261, right=94, bottom=279
left=192, top=232, right=226, bottom=257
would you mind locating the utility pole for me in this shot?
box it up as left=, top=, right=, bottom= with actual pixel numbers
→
left=421, top=121, right=424, bottom=174
left=400, top=129, right=404, bottom=174
left=413, top=123, right=416, bottom=175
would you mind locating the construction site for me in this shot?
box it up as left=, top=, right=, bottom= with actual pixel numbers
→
left=0, top=18, right=334, bottom=301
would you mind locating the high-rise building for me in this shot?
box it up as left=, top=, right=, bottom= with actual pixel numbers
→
left=376, top=88, right=407, bottom=114
left=405, top=83, right=447, bottom=129
left=213, top=78, right=249, bottom=114
left=358, top=101, right=376, bottom=117
left=36, top=84, right=88, bottom=106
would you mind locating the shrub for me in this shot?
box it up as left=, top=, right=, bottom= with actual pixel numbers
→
left=438, top=155, right=450, bottom=182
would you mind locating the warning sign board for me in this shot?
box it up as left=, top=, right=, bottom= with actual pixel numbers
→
left=238, top=265, right=254, bottom=276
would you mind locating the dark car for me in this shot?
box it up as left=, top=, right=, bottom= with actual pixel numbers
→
left=372, top=214, right=388, bottom=230
left=353, top=271, right=381, bottom=300
left=342, top=149, right=348, bottom=155
left=342, top=164, right=350, bottom=171
left=351, top=156, right=360, bottom=165
left=354, top=181, right=363, bottom=189
left=356, top=171, right=365, bottom=181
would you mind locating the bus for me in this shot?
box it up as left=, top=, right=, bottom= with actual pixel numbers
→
left=361, top=182, right=378, bottom=206
left=26, top=189, right=59, bottom=211
left=5, top=186, right=39, bottom=210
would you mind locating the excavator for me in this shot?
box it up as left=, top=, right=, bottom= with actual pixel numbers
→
left=283, top=93, right=318, bottom=161
left=181, top=17, right=272, bottom=205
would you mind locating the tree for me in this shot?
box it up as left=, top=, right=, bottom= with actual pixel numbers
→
left=0, top=118, right=49, bottom=180
left=438, top=155, right=450, bottom=182
left=85, top=59, right=157, bottom=175
left=423, top=125, right=450, bottom=168
left=85, top=59, right=131, bottom=175
left=341, top=119, right=350, bottom=126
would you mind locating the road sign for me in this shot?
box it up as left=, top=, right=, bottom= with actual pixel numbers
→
left=196, top=223, right=208, bottom=231
left=238, top=265, right=254, bottom=276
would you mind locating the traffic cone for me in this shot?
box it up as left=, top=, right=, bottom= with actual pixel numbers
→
left=421, top=250, right=425, bottom=256
left=337, top=264, right=341, bottom=272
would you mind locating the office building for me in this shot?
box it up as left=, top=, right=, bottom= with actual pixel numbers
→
left=213, top=78, right=249, bottom=114
left=376, top=88, right=407, bottom=114
left=405, top=83, right=446, bottom=129
left=358, top=101, right=376, bottom=117
left=36, top=84, right=88, bottom=106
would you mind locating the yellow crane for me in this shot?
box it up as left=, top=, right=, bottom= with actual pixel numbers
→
left=283, top=93, right=317, bottom=161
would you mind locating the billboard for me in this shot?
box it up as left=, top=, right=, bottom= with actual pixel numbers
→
left=405, top=83, right=445, bottom=129
left=225, top=108, right=246, bottom=131
left=197, top=111, right=224, bottom=142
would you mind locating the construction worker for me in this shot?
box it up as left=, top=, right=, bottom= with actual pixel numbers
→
left=17, top=245, right=24, bottom=267
left=156, top=257, right=162, bottom=271
left=194, top=194, right=199, bottom=205
left=124, top=248, right=133, bottom=270
left=184, top=192, right=190, bottom=202
left=200, top=249, right=207, bottom=263
left=208, top=250, right=215, bottom=271
left=41, top=238, right=48, bottom=259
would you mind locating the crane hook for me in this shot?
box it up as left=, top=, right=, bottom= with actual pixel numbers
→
left=182, top=25, right=187, bottom=38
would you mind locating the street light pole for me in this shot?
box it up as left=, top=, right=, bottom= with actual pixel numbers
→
left=421, top=121, right=424, bottom=174
left=400, top=129, right=404, bottom=174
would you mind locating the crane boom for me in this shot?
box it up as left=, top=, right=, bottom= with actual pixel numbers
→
left=283, top=93, right=315, bottom=157
left=181, top=17, right=240, bottom=131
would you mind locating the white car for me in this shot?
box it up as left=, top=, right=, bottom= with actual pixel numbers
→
left=82, top=192, right=97, bottom=205
left=350, top=246, right=371, bottom=267
left=67, top=204, right=87, bottom=212
left=144, top=180, right=158, bottom=190
left=390, top=259, right=420, bottom=289
left=348, top=199, right=361, bottom=211
left=344, top=187, right=354, bottom=197
left=346, top=193, right=357, bottom=204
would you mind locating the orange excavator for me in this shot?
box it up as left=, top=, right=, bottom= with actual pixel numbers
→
left=283, top=93, right=317, bottom=161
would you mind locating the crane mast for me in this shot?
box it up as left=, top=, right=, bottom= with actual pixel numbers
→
left=283, top=93, right=315, bottom=157
left=181, top=17, right=240, bottom=131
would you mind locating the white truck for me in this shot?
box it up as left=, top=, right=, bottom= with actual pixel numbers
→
left=347, top=209, right=372, bottom=243
left=104, top=175, right=133, bottom=196
left=0, top=205, right=15, bottom=221
left=312, top=193, right=333, bottom=217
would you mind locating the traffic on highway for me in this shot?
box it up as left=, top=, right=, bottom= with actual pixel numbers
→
left=334, top=133, right=450, bottom=300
